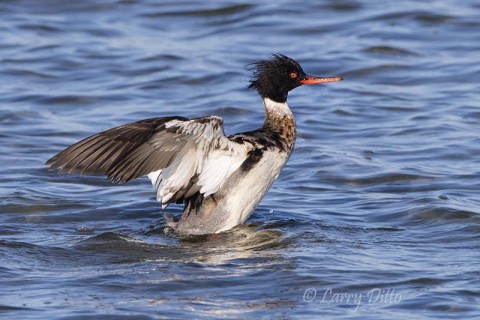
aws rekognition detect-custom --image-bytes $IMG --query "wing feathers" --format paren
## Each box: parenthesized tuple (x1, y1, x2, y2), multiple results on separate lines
(47, 116, 252, 208)
(61, 138, 113, 174)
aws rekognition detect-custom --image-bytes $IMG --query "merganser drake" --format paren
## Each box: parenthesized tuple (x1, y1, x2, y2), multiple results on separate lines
(46, 54, 342, 235)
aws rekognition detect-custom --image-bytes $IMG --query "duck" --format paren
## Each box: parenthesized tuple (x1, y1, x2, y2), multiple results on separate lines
(46, 54, 342, 235)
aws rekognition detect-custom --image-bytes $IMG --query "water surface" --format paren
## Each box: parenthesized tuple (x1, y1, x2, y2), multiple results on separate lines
(1, 0, 480, 319)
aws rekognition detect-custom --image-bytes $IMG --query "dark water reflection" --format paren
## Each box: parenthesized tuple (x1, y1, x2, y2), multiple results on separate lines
(1, 0, 480, 319)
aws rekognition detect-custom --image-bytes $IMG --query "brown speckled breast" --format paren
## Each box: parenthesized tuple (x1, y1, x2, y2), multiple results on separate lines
(263, 109, 296, 152)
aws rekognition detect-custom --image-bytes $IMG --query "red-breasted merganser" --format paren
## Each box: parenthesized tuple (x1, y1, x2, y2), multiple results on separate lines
(46, 54, 342, 235)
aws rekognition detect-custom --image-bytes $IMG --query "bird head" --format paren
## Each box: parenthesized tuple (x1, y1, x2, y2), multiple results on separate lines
(248, 54, 342, 103)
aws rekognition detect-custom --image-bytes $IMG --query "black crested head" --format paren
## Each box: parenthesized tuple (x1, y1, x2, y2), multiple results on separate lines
(248, 54, 305, 103)
(247, 54, 343, 103)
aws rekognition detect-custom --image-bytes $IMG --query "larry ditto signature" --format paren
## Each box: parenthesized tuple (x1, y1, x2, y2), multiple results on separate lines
(303, 287, 402, 312)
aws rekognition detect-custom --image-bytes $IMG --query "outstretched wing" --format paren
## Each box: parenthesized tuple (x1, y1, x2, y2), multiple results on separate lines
(46, 116, 253, 208)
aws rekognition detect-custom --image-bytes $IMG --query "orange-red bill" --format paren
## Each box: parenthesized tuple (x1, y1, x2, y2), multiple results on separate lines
(300, 75, 343, 85)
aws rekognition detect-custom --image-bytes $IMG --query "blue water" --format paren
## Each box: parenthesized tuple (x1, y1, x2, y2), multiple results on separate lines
(1, 0, 480, 319)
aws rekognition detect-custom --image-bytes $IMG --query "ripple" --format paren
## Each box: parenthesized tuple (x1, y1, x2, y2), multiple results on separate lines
(363, 45, 418, 56)
(211, 106, 252, 116)
(18, 23, 63, 33)
(4, 68, 56, 79)
(324, 0, 363, 12)
(408, 207, 480, 224)
(0, 304, 32, 312)
(414, 13, 456, 24)
(142, 4, 254, 18)
(322, 172, 434, 187)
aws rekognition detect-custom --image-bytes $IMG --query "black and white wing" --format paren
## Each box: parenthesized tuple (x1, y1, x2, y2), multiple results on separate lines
(46, 116, 253, 208)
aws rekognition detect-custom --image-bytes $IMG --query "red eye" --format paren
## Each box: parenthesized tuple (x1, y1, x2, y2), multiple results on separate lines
(289, 72, 298, 79)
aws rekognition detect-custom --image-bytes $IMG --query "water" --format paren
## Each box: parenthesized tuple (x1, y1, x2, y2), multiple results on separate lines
(1, 0, 479, 319)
